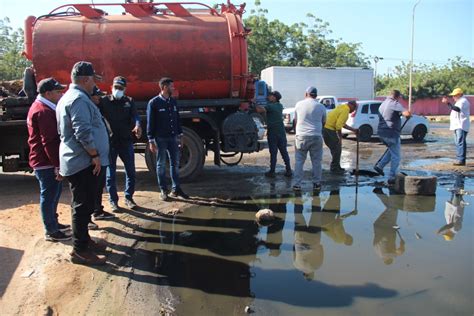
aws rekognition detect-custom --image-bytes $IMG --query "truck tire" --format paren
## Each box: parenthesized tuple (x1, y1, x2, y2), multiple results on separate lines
(412, 124, 427, 142)
(358, 125, 372, 142)
(144, 127, 205, 181)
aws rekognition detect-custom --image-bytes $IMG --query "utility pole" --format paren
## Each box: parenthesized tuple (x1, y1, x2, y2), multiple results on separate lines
(374, 56, 383, 99)
(408, 0, 421, 112)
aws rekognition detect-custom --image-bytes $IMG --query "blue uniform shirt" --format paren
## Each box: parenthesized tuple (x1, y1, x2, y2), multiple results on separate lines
(146, 94, 183, 142)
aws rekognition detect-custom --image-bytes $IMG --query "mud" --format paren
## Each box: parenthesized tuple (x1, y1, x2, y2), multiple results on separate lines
(0, 123, 472, 315)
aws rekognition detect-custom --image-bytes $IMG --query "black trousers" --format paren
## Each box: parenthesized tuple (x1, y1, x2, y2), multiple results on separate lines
(66, 166, 99, 252)
(93, 168, 106, 215)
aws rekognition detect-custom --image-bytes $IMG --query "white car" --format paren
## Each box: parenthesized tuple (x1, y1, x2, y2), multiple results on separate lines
(341, 100, 429, 142)
(282, 96, 337, 132)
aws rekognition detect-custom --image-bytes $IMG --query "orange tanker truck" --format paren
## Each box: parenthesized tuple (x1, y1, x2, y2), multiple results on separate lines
(0, 1, 268, 180)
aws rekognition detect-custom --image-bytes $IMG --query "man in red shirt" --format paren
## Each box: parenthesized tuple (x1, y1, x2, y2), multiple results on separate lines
(27, 78, 71, 241)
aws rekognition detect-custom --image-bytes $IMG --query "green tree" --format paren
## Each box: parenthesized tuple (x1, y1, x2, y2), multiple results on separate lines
(377, 58, 474, 100)
(0, 17, 31, 80)
(244, 2, 369, 74)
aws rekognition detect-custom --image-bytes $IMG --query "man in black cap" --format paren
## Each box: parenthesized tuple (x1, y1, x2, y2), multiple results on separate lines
(89, 86, 115, 224)
(256, 90, 292, 177)
(146, 77, 188, 201)
(27, 77, 72, 242)
(56, 61, 109, 265)
(99, 76, 141, 212)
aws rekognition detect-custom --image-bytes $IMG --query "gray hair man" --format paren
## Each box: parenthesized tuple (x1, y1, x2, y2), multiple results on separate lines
(56, 61, 109, 265)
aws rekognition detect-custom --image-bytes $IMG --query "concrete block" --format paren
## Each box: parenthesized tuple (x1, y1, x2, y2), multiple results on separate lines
(394, 174, 437, 195)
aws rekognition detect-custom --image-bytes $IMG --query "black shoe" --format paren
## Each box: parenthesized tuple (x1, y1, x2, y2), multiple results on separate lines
(93, 211, 115, 221)
(292, 185, 302, 192)
(265, 171, 276, 178)
(170, 188, 189, 199)
(160, 190, 169, 201)
(313, 183, 322, 191)
(374, 165, 385, 176)
(453, 161, 465, 166)
(125, 198, 137, 209)
(45, 230, 72, 242)
(330, 167, 345, 174)
(387, 178, 396, 185)
(88, 221, 99, 230)
(58, 223, 71, 233)
(284, 169, 293, 177)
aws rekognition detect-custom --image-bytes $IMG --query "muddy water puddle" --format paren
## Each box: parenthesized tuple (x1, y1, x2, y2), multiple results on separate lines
(137, 175, 472, 315)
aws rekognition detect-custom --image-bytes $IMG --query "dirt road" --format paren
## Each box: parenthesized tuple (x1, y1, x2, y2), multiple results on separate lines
(0, 123, 472, 315)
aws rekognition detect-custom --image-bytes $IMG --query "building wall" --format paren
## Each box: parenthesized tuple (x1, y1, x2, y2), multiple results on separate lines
(375, 96, 474, 116)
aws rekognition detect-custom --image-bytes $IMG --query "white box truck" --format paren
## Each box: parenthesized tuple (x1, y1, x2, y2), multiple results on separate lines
(260, 66, 374, 109)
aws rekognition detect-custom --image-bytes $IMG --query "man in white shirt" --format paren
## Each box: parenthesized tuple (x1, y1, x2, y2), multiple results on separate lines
(442, 88, 471, 166)
(292, 86, 327, 191)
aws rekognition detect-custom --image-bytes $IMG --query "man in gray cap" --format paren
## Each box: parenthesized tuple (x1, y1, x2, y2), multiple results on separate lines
(56, 61, 109, 265)
(292, 86, 326, 192)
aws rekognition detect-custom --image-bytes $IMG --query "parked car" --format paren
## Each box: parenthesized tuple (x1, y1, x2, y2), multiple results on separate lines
(282, 95, 338, 133)
(341, 100, 429, 142)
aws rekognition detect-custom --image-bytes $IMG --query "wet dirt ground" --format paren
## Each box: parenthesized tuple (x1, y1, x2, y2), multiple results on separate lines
(0, 123, 472, 315)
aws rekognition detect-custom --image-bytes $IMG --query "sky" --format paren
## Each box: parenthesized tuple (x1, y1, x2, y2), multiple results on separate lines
(1, 0, 472, 75)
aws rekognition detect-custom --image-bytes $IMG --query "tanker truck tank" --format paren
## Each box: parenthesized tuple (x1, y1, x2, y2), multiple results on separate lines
(11, 1, 268, 180)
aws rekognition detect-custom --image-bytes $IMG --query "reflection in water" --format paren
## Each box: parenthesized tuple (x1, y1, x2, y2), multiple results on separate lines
(438, 175, 466, 241)
(138, 181, 472, 314)
(372, 188, 406, 265)
(293, 194, 323, 281)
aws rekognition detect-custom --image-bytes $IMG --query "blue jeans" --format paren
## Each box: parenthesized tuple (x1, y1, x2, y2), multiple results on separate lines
(268, 132, 291, 172)
(293, 135, 323, 186)
(376, 136, 401, 179)
(35, 168, 62, 234)
(106, 143, 136, 203)
(454, 129, 467, 163)
(156, 136, 180, 191)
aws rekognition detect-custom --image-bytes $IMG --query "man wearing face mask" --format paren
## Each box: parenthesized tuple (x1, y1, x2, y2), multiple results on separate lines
(99, 76, 141, 212)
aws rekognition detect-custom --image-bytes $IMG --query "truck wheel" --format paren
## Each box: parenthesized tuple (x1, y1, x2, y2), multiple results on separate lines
(412, 124, 427, 142)
(358, 125, 372, 142)
(144, 127, 205, 181)
(180, 127, 205, 181)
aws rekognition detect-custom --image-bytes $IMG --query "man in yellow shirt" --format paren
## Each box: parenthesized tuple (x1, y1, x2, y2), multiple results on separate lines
(322, 100, 358, 172)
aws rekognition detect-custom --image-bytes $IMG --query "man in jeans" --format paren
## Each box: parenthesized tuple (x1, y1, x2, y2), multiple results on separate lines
(27, 77, 71, 241)
(442, 88, 470, 166)
(292, 86, 327, 192)
(374, 90, 411, 184)
(99, 76, 142, 212)
(57, 61, 109, 265)
(147, 77, 188, 201)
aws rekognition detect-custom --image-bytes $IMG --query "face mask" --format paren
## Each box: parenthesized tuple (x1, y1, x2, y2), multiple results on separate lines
(112, 89, 124, 99)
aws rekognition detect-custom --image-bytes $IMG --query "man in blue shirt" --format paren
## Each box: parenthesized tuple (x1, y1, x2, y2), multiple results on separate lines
(147, 77, 188, 201)
(374, 90, 411, 184)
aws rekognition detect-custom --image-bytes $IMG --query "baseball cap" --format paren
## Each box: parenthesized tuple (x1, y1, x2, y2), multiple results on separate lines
(71, 61, 102, 80)
(37, 77, 66, 94)
(113, 76, 127, 87)
(91, 86, 105, 96)
(306, 86, 318, 96)
(347, 100, 357, 107)
(269, 90, 282, 101)
(449, 88, 463, 96)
